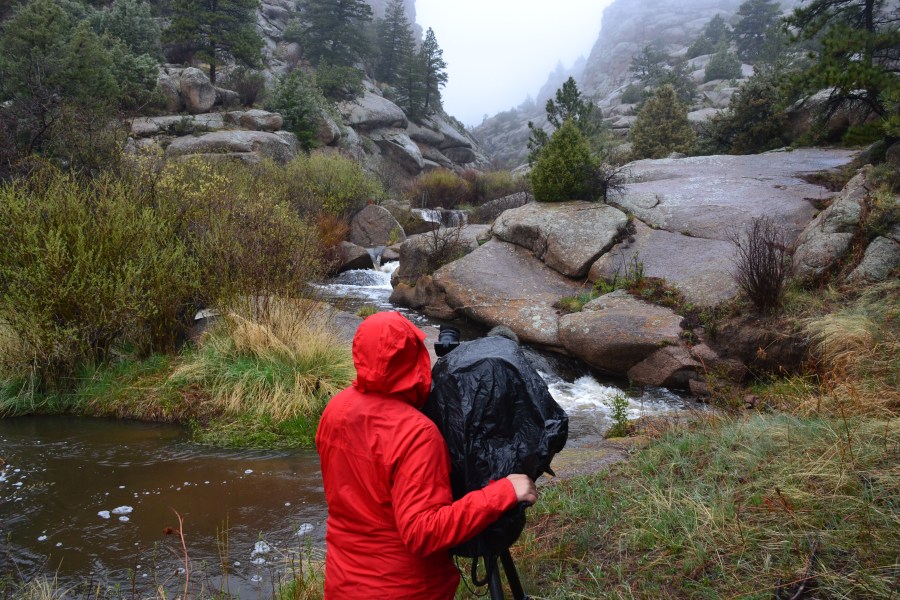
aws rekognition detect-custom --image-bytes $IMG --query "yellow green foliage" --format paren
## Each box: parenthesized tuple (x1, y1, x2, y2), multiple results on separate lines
(405, 169, 473, 209)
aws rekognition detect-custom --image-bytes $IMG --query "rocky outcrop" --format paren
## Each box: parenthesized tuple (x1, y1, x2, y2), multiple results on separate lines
(793, 167, 871, 280)
(493, 201, 629, 278)
(234, 109, 284, 132)
(613, 149, 857, 241)
(339, 91, 408, 130)
(165, 130, 298, 164)
(392, 225, 489, 286)
(349, 205, 407, 248)
(179, 67, 218, 114)
(369, 129, 424, 174)
(589, 220, 737, 307)
(330, 242, 374, 273)
(558, 290, 683, 374)
(627, 346, 701, 388)
(433, 240, 583, 348)
(847, 235, 900, 283)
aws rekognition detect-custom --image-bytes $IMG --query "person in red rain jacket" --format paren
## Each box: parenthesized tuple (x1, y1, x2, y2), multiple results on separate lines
(316, 311, 538, 599)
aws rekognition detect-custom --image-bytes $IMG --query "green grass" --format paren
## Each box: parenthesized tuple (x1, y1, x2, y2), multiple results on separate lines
(501, 414, 900, 599)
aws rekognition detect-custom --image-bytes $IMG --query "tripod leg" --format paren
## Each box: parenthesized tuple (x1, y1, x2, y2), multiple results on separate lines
(499, 549, 530, 600)
(487, 554, 505, 600)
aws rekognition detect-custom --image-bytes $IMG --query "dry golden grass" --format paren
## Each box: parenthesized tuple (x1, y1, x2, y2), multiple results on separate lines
(795, 281, 900, 418)
(172, 298, 354, 423)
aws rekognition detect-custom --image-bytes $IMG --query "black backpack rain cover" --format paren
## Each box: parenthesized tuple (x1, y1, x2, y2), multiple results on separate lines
(422, 336, 568, 557)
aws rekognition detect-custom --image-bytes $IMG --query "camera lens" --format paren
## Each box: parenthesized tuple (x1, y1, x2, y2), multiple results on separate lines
(434, 326, 461, 357)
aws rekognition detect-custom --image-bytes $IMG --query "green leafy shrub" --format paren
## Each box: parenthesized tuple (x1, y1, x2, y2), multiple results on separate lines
(620, 84, 645, 105)
(530, 119, 595, 202)
(630, 85, 696, 160)
(704, 44, 743, 82)
(276, 153, 384, 217)
(0, 159, 329, 391)
(266, 71, 329, 150)
(315, 62, 365, 100)
(405, 169, 473, 209)
(0, 166, 197, 388)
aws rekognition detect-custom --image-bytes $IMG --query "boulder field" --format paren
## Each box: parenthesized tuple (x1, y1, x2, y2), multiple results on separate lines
(390, 148, 870, 389)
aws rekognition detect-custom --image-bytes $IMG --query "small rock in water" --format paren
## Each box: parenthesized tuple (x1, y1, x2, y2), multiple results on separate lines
(119, 516, 130, 522)
(244, 469, 253, 475)
(284, 502, 291, 507)
(37, 535, 47, 542)
(250, 575, 262, 583)
(297, 523, 314, 537)
(111, 506, 133, 515)
(251, 557, 266, 565)
(98, 511, 111, 520)
(233, 561, 241, 567)
(56, 542, 62, 547)
(118, 485, 125, 489)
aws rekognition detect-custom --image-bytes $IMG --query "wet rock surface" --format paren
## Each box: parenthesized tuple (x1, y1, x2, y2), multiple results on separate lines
(558, 290, 684, 375)
(349, 205, 407, 248)
(613, 149, 857, 241)
(433, 240, 583, 348)
(493, 201, 629, 278)
(589, 220, 737, 307)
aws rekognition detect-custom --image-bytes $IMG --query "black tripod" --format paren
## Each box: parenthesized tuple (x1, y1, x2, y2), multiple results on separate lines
(471, 549, 531, 600)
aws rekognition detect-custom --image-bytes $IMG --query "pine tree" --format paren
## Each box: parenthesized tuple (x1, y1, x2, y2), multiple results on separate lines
(290, 0, 373, 68)
(393, 49, 427, 117)
(786, 0, 899, 117)
(527, 77, 601, 164)
(686, 14, 731, 58)
(419, 27, 448, 114)
(91, 0, 162, 58)
(630, 85, 697, 160)
(704, 43, 743, 82)
(164, 0, 262, 85)
(732, 0, 782, 62)
(374, 0, 415, 85)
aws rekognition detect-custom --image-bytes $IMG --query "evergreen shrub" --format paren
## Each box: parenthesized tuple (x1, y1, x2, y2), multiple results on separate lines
(704, 45, 743, 82)
(630, 85, 697, 160)
(530, 119, 595, 202)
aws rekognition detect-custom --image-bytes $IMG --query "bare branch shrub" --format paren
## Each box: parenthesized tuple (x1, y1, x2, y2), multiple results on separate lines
(424, 224, 469, 274)
(728, 216, 792, 314)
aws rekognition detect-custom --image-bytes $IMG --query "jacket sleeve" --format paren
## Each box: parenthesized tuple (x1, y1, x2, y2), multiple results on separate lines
(390, 424, 519, 557)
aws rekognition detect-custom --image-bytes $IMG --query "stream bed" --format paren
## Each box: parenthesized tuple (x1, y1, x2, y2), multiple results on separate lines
(1, 261, 699, 596)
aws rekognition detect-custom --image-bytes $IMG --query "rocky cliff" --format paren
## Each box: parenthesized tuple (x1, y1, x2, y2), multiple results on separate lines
(473, 0, 800, 168)
(139, 0, 483, 178)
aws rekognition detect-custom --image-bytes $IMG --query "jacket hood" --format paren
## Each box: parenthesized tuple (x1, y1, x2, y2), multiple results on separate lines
(352, 312, 432, 407)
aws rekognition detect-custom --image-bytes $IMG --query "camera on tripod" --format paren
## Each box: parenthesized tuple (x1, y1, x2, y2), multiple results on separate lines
(423, 325, 568, 600)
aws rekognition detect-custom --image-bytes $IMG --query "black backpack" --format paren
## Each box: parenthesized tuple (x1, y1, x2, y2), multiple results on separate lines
(423, 335, 568, 557)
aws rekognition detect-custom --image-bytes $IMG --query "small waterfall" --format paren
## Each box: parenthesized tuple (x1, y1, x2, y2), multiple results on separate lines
(366, 246, 386, 268)
(411, 208, 469, 228)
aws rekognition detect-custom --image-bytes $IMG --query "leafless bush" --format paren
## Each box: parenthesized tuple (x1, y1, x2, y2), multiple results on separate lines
(728, 216, 792, 315)
(424, 224, 469, 274)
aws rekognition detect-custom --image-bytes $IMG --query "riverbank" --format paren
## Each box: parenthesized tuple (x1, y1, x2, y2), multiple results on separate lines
(0, 301, 355, 449)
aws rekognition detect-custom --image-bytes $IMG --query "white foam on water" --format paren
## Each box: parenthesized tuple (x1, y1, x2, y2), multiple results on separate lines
(244, 469, 253, 475)
(118, 516, 129, 522)
(97, 511, 111, 520)
(250, 557, 266, 566)
(297, 523, 314, 537)
(252, 541, 271, 555)
(111, 506, 133, 515)
(37, 536, 47, 542)
(544, 374, 686, 419)
(250, 575, 262, 583)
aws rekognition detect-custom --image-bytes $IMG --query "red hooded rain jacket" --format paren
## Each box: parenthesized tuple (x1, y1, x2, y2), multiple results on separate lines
(316, 312, 518, 599)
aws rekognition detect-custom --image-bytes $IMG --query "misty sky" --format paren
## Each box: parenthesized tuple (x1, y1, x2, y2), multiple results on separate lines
(415, 0, 615, 126)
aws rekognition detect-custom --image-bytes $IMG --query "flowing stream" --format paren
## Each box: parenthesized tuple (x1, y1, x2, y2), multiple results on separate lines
(1, 259, 695, 596)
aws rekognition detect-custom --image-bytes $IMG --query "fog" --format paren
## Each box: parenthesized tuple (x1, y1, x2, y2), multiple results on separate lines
(415, 0, 615, 126)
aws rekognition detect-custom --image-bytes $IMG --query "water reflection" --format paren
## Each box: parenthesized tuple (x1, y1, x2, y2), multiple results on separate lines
(0, 417, 325, 597)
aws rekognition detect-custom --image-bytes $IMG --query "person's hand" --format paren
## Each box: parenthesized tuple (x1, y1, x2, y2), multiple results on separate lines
(506, 474, 537, 506)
